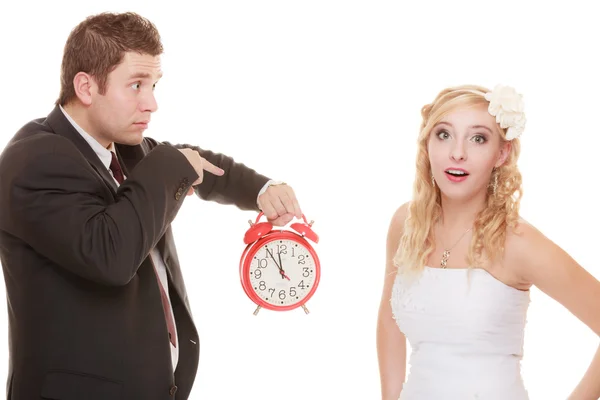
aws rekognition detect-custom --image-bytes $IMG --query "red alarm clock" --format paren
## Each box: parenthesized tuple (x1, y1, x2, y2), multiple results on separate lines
(239, 212, 320, 315)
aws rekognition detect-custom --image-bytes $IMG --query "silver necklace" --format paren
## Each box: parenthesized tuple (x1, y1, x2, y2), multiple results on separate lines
(440, 226, 472, 269)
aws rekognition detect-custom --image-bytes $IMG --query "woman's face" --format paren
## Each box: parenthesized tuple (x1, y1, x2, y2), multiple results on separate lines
(427, 105, 511, 201)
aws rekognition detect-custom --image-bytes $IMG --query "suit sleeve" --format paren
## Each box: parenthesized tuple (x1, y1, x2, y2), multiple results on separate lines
(146, 138, 271, 212)
(2, 137, 199, 286)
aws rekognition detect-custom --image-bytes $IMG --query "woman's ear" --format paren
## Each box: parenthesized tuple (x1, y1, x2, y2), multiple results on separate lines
(495, 141, 512, 168)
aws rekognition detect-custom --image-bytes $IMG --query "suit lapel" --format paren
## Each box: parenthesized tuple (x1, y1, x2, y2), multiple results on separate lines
(46, 106, 119, 194)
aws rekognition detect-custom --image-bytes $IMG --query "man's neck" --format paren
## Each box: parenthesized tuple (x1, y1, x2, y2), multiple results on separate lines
(62, 102, 111, 149)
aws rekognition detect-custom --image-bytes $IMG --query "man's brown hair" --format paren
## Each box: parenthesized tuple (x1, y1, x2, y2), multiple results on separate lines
(56, 12, 163, 106)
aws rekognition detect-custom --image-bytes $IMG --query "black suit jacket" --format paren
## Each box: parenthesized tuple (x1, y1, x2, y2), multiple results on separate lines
(0, 106, 270, 399)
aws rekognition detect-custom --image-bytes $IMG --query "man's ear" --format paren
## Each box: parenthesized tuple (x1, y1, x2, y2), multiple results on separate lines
(72, 72, 94, 106)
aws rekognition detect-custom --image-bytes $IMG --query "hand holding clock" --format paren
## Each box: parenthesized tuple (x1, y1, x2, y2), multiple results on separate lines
(258, 183, 302, 227)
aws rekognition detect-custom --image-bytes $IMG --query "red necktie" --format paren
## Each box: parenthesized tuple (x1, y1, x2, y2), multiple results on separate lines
(109, 152, 125, 185)
(109, 152, 177, 348)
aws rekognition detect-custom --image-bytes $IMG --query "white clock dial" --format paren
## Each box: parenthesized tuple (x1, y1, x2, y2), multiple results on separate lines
(248, 239, 317, 307)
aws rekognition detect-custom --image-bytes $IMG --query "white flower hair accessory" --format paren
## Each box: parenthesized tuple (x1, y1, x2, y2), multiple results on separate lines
(484, 84, 526, 140)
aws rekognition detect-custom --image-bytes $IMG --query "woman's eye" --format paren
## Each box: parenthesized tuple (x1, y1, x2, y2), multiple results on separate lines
(437, 130, 450, 140)
(472, 135, 487, 144)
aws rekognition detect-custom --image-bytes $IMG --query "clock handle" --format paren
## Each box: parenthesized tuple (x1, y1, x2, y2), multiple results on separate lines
(253, 212, 313, 226)
(251, 212, 319, 243)
(251, 212, 266, 225)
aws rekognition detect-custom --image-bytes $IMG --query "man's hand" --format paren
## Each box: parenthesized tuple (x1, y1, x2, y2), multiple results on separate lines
(178, 148, 224, 186)
(258, 184, 302, 226)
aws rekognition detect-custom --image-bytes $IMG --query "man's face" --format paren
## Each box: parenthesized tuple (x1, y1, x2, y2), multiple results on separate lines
(89, 51, 162, 147)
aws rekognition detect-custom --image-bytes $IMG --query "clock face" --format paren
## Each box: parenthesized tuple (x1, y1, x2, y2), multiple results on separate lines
(248, 238, 317, 307)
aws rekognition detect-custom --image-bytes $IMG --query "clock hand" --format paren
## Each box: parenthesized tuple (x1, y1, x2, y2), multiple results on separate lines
(266, 248, 283, 276)
(278, 251, 290, 281)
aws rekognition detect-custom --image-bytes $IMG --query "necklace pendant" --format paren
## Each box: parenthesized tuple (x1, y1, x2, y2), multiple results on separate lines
(441, 249, 450, 269)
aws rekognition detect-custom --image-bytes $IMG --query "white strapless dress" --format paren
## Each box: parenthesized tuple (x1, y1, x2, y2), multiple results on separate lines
(390, 266, 530, 400)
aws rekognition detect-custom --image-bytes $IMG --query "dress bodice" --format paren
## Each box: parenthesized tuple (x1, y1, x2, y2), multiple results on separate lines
(390, 266, 530, 399)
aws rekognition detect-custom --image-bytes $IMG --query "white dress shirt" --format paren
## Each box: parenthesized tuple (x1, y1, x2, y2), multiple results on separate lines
(59, 105, 277, 372)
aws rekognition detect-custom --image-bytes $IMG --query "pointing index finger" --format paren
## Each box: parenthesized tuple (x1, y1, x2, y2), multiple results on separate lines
(202, 159, 224, 176)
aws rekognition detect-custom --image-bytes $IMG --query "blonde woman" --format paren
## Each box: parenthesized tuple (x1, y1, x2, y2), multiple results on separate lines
(376, 85, 600, 399)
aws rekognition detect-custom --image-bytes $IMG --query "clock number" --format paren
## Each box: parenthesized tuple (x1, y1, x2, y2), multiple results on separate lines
(258, 259, 268, 268)
(298, 280, 306, 289)
(277, 244, 287, 255)
(268, 288, 275, 298)
(254, 269, 262, 279)
(259, 281, 266, 291)
(298, 255, 306, 264)
(291, 247, 295, 257)
(290, 287, 297, 297)
(279, 290, 286, 300)
(302, 267, 310, 277)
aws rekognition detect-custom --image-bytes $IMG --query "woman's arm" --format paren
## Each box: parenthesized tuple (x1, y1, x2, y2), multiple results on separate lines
(377, 202, 409, 400)
(515, 222, 600, 399)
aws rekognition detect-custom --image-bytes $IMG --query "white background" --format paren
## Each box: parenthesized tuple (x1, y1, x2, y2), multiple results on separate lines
(1, 1, 599, 399)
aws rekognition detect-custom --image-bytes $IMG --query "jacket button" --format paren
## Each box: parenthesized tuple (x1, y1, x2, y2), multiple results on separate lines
(170, 385, 178, 396)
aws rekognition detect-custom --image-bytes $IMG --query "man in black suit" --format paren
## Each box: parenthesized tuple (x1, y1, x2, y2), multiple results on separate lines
(0, 12, 302, 399)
